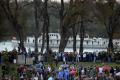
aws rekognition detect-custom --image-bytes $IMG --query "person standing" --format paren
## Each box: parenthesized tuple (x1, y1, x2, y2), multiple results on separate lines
(33, 74, 38, 80)
(54, 53, 58, 66)
(110, 67, 115, 78)
(28, 48, 32, 57)
(63, 53, 66, 64)
(83, 53, 86, 62)
(76, 52, 80, 62)
(64, 68, 70, 80)
(48, 74, 54, 80)
(93, 53, 96, 62)
(38, 54, 44, 63)
(57, 68, 64, 80)
(78, 66, 82, 80)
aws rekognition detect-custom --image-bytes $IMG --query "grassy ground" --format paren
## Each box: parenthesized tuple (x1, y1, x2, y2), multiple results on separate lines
(0, 63, 18, 78)
(71, 62, 120, 67)
(44, 62, 120, 68)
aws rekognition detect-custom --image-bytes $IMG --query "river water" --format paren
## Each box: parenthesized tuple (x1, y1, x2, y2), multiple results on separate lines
(0, 41, 107, 52)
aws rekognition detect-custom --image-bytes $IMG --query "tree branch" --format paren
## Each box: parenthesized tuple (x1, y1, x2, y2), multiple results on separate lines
(15, 0, 18, 18)
(48, 4, 60, 11)
(68, 19, 93, 28)
(18, 2, 33, 10)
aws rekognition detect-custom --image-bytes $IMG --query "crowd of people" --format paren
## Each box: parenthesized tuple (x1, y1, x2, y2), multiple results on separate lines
(0, 48, 120, 64)
(0, 50, 17, 64)
(1, 62, 120, 80)
(53, 51, 120, 63)
(15, 62, 120, 80)
(0, 49, 120, 80)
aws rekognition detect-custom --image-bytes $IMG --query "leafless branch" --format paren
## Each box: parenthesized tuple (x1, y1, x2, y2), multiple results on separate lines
(68, 19, 93, 28)
(15, 0, 18, 18)
(18, 2, 33, 10)
(48, 4, 59, 10)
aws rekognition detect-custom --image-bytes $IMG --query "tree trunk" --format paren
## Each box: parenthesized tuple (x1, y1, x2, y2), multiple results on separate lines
(17, 29, 26, 53)
(9, 18, 26, 54)
(59, 0, 65, 52)
(41, 32, 45, 53)
(18, 34, 26, 53)
(46, 17, 49, 52)
(43, 0, 49, 52)
(108, 34, 114, 52)
(59, 33, 70, 52)
(79, 20, 85, 54)
(72, 27, 77, 52)
(34, 0, 39, 54)
(11, 18, 26, 53)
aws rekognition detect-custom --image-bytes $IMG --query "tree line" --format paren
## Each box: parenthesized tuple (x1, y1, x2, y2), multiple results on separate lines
(0, 0, 120, 55)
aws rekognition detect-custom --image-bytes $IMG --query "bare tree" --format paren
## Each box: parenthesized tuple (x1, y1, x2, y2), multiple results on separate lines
(41, 27, 45, 53)
(34, 0, 39, 54)
(0, 0, 26, 53)
(71, 0, 91, 54)
(93, 0, 120, 52)
(34, 0, 42, 54)
(42, 0, 50, 52)
(79, 16, 85, 54)
(72, 26, 77, 52)
(69, 0, 77, 52)
(59, 0, 78, 52)
(49, 0, 91, 53)
(59, 0, 67, 52)
(49, 0, 77, 52)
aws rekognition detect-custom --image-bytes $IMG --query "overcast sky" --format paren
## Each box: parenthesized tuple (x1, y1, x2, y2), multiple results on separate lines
(52, 0, 120, 3)
(51, 0, 69, 2)
(19, 0, 120, 3)
(49, 0, 120, 3)
(52, 0, 120, 2)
